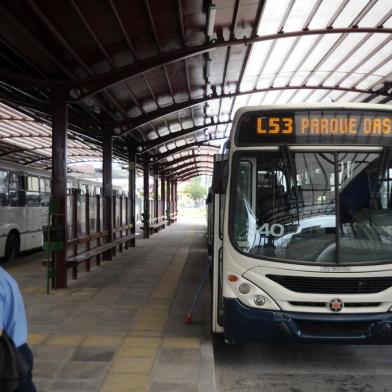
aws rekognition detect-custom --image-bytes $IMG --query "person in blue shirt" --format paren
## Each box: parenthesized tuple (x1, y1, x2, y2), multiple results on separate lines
(0, 266, 36, 392)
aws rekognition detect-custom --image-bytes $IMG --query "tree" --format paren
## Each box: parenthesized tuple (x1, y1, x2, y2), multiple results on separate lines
(183, 177, 207, 205)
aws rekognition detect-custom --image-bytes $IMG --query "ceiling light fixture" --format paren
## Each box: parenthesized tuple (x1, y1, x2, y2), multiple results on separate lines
(205, 58, 212, 80)
(207, 3, 216, 38)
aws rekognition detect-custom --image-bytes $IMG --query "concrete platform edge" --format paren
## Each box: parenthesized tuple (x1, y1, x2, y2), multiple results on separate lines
(200, 339, 217, 392)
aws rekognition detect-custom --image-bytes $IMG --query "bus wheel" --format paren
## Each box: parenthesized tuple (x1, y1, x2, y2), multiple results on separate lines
(5, 233, 19, 263)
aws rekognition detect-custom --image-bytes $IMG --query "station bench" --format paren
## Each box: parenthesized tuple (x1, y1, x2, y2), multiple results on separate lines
(149, 217, 166, 234)
(114, 232, 140, 246)
(66, 227, 140, 279)
(112, 224, 140, 252)
(140, 216, 166, 235)
(67, 241, 117, 279)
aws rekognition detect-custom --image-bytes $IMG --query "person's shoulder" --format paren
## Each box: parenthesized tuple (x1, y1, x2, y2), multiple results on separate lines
(0, 267, 17, 291)
(0, 266, 15, 281)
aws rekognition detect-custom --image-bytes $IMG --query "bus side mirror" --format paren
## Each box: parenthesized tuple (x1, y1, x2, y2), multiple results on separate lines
(211, 160, 228, 194)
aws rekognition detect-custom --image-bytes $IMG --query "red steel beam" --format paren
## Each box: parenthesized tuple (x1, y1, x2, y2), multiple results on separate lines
(163, 160, 214, 173)
(153, 141, 221, 164)
(173, 167, 213, 179)
(140, 121, 231, 153)
(111, 84, 392, 135)
(2, 27, 391, 107)
(177, 169, 213, 182)
(157, 154, 215, 170)
(170, 163, 214, 176)
(66, 27, 392, 100)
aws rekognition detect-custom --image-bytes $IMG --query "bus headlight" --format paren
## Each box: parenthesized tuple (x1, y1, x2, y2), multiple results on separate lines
(254, 295, 266, 307)
(239, 282, 251, 294)
(226, 273, 280, 310)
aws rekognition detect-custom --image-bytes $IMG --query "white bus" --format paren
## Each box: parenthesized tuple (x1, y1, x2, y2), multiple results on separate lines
(0, 161, 124, 262)
(209, 103, 392, 344)
(0, 161, 51, 262)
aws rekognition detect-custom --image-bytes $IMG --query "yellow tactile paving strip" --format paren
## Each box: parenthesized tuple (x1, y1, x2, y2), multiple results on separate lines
(98, 231, 197, 392)
(28, 333, 48, 345)
(21, 287, 100, 297)
(116, 347, 157, 358)
(46, 334, 85, 346)
(25, 232, 198, 392)
(100, 373, 149, 392)
(82, 336, 123, 347)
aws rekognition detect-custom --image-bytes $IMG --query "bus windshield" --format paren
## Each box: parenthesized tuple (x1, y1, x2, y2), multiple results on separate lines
(230, 148, 392, 264)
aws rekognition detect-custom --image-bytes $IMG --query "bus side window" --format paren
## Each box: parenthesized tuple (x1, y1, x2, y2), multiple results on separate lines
(40, 178, 51, 206)
(9, 173, 26, 207)
(27, 176, 40, 207)
(0, 170, 9, 206)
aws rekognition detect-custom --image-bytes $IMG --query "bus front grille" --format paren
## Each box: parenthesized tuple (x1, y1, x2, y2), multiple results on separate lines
(288, 301, 381, 308)
(266, 275, 392, 294)
(296, 320, 372, 337)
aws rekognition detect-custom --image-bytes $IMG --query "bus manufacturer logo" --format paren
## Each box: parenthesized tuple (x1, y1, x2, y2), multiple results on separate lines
(328, 298, 344, 312)
(320, 266, 351, 272)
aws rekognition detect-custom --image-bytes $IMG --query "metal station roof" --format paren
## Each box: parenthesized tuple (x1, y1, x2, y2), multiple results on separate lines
(1, 0, 392, 181)
(0, 102, 105, 169)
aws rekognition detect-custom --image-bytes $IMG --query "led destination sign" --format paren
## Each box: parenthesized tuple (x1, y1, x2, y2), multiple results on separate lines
(256, 115, 391, 136)
(237, 110, 392, 145)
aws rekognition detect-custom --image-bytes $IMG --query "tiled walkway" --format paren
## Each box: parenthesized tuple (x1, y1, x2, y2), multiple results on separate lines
(5, 220, 215, 392)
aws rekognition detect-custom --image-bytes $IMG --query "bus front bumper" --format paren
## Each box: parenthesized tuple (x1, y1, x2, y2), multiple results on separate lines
(224, 298, 392, 344)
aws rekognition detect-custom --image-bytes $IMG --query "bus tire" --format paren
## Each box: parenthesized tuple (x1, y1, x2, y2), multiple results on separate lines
(5, 232, 19, 263)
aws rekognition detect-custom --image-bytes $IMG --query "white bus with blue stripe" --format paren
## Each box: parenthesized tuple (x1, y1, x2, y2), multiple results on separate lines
(210, 103, 392, 344)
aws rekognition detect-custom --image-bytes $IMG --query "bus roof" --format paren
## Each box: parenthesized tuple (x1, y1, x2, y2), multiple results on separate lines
(232, 102, 392, 125)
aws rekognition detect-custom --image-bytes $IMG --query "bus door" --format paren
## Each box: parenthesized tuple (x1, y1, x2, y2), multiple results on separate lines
(26, 175, 42, 249)
(8, 172, 27, 250)
(211, 190, 225, 333)
(211, 155, 228, 334)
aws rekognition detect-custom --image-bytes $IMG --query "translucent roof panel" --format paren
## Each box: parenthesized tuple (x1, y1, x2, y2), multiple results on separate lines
(358, 0, 392, 26)
(231, 96, 250, 119)
(333, 0, 369, 27)
(258, 0, 292, 35)
(272, 35, 320, 86)
(241, 41, 272, 85)
(307, 0, 344, 29)
(258, 37, 297, 88)
(283, 0, 319, 31)
(0, 103, 103, 169)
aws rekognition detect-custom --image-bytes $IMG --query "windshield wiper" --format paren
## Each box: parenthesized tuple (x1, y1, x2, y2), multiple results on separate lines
(282, 146, 300, 225)
(369, 147, 390, 226)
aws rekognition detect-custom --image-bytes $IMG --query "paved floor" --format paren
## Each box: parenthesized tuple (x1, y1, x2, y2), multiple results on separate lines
(5, 219, 215, 392)
(213, 339, 392, 392)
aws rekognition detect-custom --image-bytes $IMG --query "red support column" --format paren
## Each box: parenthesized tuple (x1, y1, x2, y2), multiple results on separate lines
(171, 180, 175, 220)
(119, 195, 123, 253)
(143, 160, 150, 238)
(160, 173, 165, 227)
(103, 131, 113, 260)
(112, 193, 116, 257)
(173, 180, 178, 218)
(166, 178, 171, 226)
(85, 192, 90, 271)
(128, 146, 136, 247)
(154, 171, 159, 225)
(71, 189, 78, 259)
(96, 194, 101, 265)
(52, 87, 68, 288)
